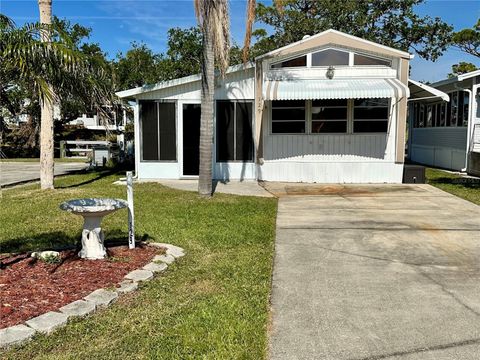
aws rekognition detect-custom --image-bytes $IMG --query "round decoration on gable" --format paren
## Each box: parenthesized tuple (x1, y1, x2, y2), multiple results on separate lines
(326, 66, 335, 80)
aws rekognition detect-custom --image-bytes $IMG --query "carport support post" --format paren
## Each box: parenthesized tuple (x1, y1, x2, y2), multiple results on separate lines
(127, 171, 135, 249)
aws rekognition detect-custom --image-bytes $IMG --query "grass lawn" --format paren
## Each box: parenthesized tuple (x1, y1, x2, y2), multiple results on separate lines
(0, 158, 88, 163)
(0, 171, 278, 359)
(426, 167, 480, 205)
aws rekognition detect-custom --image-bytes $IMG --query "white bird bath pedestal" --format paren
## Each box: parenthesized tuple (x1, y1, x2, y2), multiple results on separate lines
(60, 198, 128, 260)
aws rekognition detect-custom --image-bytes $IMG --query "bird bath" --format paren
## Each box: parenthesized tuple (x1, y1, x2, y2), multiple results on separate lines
(60, 198, 128, 260)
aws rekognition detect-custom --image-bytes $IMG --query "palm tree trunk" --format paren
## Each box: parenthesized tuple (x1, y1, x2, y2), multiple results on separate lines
(38, 0, 55, 189)
(198, 14, 215, 197)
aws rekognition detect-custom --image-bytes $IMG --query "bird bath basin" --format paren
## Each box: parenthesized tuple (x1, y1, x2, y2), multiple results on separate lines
(60, 198, 128, 260)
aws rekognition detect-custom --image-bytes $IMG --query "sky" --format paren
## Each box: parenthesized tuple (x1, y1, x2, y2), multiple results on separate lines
(1, 0, 479, 82)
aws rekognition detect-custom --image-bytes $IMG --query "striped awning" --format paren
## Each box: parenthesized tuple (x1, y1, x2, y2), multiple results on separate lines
(263, 78, 409, 101)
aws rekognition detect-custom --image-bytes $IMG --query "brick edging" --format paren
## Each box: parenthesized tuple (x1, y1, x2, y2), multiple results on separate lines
(0, 243, 185, 349)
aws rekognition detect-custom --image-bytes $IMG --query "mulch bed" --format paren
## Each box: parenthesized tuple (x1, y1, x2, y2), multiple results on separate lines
(0, 244, 162, 329)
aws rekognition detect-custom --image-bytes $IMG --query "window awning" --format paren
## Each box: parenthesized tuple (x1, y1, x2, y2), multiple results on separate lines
(263, 78, 409, 101)
(408, 79, 450, 102)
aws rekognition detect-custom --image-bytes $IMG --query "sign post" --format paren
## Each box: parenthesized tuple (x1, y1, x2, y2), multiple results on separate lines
(127, 171, 135, 249)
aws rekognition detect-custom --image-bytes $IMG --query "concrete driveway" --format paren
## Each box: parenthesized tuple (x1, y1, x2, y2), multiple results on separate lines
(0, 162, 87, 187)
(266, 183, 480, 360)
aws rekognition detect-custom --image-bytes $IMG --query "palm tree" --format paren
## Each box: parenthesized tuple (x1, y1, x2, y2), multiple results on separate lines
(1, 14, 114, 188)
(38, 0, 54, 189)
(194, 0, 257, 197)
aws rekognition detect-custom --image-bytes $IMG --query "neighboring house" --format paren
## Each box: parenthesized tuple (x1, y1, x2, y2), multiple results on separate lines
(3, 103, 61, 126)
(116, 29, 443, 183)
(408, 70, 480, 176)
(67, 111, 126, 131)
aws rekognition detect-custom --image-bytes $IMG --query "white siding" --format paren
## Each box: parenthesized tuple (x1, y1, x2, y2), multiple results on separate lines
(258, 162, 403, 183)
(264, 134, 390, 161)
(259, 99, 400, 183)
(138, 162, 180, 179)
(136, 68, 254, 101)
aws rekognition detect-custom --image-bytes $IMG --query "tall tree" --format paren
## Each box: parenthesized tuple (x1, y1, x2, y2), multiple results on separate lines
(452, 18, 480, 58)
(38, 0, 54, 189)
(114, 42, 161, 90)
(194, 0, 258, 196)
(255, 0, 453, 61)
(1, 14, 115, 170)
(194, 0, 230, 197)
(448, 62, 478, 78)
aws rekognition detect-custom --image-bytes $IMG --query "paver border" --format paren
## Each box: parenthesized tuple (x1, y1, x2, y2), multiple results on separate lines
(0, 242, 185, 349)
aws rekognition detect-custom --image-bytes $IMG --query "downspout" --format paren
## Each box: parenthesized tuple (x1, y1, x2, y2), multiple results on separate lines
(133, 98, 140, 179)
(455, 85, 473, 172)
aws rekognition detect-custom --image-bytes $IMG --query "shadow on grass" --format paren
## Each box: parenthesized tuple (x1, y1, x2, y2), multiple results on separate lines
(1, 229, 154, 255)
(55, 169, 115, 189)
(428, 177, 480, 189)
(0, 231, 80, 255)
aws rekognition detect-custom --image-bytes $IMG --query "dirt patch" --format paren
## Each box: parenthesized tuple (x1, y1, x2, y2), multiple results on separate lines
(264, 183, 423, 197)
(0, 245, 164, 329)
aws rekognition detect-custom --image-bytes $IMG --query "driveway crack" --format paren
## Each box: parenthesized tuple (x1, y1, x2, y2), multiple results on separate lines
(349, 337, 480, 360)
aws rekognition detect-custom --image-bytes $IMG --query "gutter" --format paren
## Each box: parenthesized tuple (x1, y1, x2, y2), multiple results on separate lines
(455, 85, 473, 172)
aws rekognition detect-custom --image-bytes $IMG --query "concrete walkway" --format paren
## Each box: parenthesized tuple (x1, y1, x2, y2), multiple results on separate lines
(137, 179, 274, 197)
(0, 162, 88, 187)
(269, 184, 480, 359)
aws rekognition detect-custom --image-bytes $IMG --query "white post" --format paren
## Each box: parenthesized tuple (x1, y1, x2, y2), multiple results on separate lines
(127, 171, 135, 249)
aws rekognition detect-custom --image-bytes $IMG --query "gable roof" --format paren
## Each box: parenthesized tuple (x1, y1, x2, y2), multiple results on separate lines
(116, 63, 254, 99)
(256, 29, 413, 61)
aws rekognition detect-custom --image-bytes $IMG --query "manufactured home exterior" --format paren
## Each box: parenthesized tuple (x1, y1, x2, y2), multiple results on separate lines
(408, 70, 480, 176)
(117, 29, 417, 183)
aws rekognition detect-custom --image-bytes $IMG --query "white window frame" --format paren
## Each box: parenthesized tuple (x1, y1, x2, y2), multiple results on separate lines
(269, 47, 392, 69)
(352, 98, 390, 134)
(271, 100, 307, 134)
(270, 98, 391, 135)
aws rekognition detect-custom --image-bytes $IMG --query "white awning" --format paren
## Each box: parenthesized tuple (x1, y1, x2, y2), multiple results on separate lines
(408, 79, 450, 102)
(262, 78, 409, 101)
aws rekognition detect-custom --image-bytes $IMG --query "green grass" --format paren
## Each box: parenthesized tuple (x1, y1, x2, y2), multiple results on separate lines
(426, 167, 480, 205)
(0, 171, 278, 359)
(0, 158, 88, 163)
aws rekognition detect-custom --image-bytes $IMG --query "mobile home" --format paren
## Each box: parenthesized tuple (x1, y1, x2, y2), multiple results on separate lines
(117, 29, 426, 183)
(408, 70, 480, 176)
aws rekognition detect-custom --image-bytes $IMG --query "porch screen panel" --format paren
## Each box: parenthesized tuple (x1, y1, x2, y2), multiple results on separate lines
(235, 102, 253, 161)
(216, 101, 235, 161)
(158, 102, 176, 160)
(140, 101, 159, 160)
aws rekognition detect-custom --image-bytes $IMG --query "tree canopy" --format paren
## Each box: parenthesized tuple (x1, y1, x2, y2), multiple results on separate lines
(448, 62, 478, 78)
(452, 18, 480, 58)
(253, 0, 453, 61)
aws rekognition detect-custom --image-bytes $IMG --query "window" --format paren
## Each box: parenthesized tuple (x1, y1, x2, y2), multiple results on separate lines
(216, 101, 253, 161)
(419, 104, 425, 128)
(311, 99, 347, 133)
(271, 55, 306, 69)
(271, 100, 306, 133)
(426, 105, 433, 127)
(413, 103, 420, 128)
(439, 103, 446, 127)
(451, 92, 458, 126)
(461, 91, 469, 127)
(353, 98, 389, 133)
(311, 49, 349, 67)
(354, 54, 391, 66)
(140, 101, 176, 161)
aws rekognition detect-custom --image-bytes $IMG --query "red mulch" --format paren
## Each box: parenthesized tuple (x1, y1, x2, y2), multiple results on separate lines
(0, 245, 162, 329)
